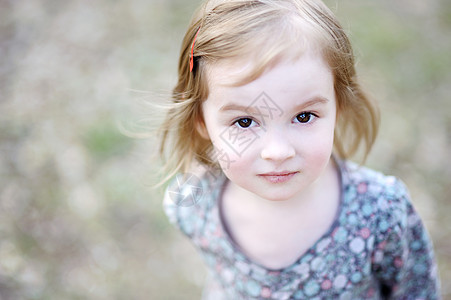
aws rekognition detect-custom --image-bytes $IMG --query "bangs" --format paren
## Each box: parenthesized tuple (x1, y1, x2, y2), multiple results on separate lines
(196, 1, 327, 87)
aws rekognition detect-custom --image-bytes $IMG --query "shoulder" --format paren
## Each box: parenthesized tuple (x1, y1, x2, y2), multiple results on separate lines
(162, 169, 226, 237)
(340, 160, 413, 232)
(341, 162, 440, 294)
(341, 160, 410, 204)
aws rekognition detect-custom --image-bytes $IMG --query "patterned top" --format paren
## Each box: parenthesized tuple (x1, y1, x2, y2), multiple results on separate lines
(163, 160, 440, 299)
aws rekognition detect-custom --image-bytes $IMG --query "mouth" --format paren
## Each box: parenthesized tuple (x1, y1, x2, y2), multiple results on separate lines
(258, 171, 299, 183)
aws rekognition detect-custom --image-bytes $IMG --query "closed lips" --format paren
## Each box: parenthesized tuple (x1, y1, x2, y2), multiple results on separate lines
(259, 171, 298, 176)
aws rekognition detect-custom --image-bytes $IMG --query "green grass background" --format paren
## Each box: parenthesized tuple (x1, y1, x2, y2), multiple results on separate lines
(1, 0, 450, 299)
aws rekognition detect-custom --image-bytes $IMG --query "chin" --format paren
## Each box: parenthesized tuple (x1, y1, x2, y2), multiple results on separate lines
(253, 189, 299, 202)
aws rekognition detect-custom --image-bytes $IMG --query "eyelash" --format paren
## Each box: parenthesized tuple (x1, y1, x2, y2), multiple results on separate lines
(232, 112, 318, 129)
(294, 112, 317, 124)
(233, 117, 256, 129)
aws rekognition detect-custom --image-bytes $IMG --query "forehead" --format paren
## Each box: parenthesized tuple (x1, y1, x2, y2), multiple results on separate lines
(205, 49, 334, 102)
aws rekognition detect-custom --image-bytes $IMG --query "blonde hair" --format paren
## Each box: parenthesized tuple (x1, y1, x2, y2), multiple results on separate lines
(159, 0, 379, 181)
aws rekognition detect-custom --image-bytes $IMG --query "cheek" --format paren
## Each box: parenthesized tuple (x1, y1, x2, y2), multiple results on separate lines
(302, 124, 336, 161)
(209, 125, 260, 167)
(209, 133, 259, 181)
(213, 142, 253, 174)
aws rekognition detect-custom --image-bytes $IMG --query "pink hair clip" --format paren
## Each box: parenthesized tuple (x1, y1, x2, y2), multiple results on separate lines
(190, 27, 201, 72)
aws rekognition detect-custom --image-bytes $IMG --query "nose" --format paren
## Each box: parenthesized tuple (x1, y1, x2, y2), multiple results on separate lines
(260, 128, 295, 161)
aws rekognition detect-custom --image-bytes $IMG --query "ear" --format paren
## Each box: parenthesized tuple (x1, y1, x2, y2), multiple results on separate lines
(195, 117, 210, 140)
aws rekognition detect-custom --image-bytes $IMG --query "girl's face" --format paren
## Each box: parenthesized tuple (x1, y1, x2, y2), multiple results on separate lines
(200, 50, 337, 201)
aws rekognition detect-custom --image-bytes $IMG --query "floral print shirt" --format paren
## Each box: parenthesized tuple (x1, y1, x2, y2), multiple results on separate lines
(163, 160, 440, 299)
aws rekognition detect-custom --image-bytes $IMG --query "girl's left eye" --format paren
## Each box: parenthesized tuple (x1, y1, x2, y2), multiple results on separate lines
(295, 112, 316, 124)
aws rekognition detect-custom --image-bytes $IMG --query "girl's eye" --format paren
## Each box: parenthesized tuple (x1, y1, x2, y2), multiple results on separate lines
(234, 118, 255, 128)
(295, 112, 315, 124)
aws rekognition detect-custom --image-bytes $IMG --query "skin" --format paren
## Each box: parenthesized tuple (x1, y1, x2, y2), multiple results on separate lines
(198, 50, 341, 269)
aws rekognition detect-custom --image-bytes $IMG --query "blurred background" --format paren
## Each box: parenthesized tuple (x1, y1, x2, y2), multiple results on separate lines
(0, 0, 450, 299)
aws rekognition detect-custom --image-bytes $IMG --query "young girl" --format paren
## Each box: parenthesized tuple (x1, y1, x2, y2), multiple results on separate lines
(160, 0, 440, 298)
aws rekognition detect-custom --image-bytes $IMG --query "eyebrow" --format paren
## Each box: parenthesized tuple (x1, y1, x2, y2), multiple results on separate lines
(219, 96, 330, 114)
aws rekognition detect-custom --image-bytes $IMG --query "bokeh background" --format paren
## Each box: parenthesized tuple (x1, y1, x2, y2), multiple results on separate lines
(1, 0, 450, 299)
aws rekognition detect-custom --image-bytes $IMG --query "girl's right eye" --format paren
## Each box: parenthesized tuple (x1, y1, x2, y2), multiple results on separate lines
(234, 118, 256, 129)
